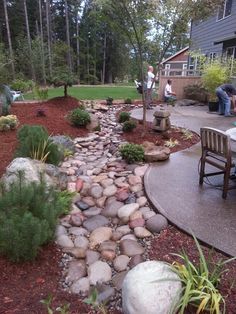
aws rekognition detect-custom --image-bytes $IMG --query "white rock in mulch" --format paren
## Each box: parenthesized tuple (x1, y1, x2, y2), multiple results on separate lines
(89, 227, 113, 249)
(113, 255, 130, 272)
(146, 214, 168, 233)
(120, 239, 145, 257)
(70, 277, 90, 296)
(66, 260, 87, 284)
(118, 204, 139, 222)
(134, 165, 148, 177)
(56, 234, 74, 248)
(134, 227, 152, 238)
(88, 261, 112, 285)
(103, 184, 117, 197)
(74, 236, 89, 250)
(122, 261, 182, 314)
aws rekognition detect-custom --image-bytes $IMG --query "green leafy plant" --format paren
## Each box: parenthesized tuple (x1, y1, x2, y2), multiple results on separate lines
(106, 97, 113, 106)
(124, 98, 132, 104)
(118, 111, 130, 123)
(67, 108, 91, 127)
(15, 125, 62, 165)
(57, 190, 75, 215)
(40, 294, 70, 314)
(0, 172, 65, 262)
(11, 79, 34, 92)
(0, 115, 19, 131)
(202, 60, 230, 102)
(164, 139, 179, 148)
(122, 120, 137, 132)
(84, 288, 108, 314)
(33, 85, 48, 101)
(120, 143, 144, 163)
(181, 129, 194, 141)
(171, 234, 236, 314)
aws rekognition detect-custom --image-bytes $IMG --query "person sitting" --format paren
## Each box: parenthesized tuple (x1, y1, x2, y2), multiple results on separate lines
(164, 79, 176, 103)
(216, 83, 236, 117)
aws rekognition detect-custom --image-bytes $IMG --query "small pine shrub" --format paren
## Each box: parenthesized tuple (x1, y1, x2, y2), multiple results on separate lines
(118, 111, 130, 123)
(122, 120, 137, 132)
(124, 98, 132, 104)
(106, 97, 113, 106)
(120, 143, 144, 164)
(0, 172, 65, 262)
(68, 108, 91, 127)
(0, 115, 19, 131)
(15, 125, 62, 165)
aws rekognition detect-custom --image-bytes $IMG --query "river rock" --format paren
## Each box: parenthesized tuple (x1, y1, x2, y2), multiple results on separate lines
(68, 227, 88, 236)
(89, 185, 103, 199)
(56, 234, 74, 248)
(128, 175, 142, 186)
(89, 227, 113, 249)
(118, 203, 139, 222)
(112, 271, 128, 291)
(122, 261, 182, 314)
(146, 214, 168, 233)
(83, 215, 109, 232)
(102, 201, 123, 218)
(134, 165, 148, 177)
(134, 227, 152, 238)
(70, 277, 90, 296)
(129, 255, 144, 268)
(86, 250, 100, 265)
(129, 218, 145, 229)
(66, 260, 87, 284)
(88, 261, 112, 285)
(136, 196, 147, 207)
(83, 206, 101, 217)
(113, 255, 130, 272)
(74, 236, 89, 250)
(120, 239, 145, 257)
(103, 184, 117, 197)
(116, 225, 131, 236)
(63, 247, 86, 259)
(100, 178, 114, 188)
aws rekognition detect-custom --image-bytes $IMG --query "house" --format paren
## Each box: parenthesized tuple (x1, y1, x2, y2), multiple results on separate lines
(161, 47, 189, 76)
(190, 0, 236, 70)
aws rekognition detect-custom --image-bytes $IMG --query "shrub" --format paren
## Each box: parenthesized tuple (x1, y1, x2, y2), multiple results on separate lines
(106, 97, 113, 106)
(11, 79, 34, 92)
(0, 115, 19, 131)
(124, 98, 132, 104)
(122, 120, 137, 132)
(184, 84, 208, 103)
(120, 143, 144, 163)
(15, 125, 62, 165)
(33, 85, 48, 101)
(0, 84, 13, 116)
(118, 111, 130, 123)
(0, 172, 65, 262)
(171, 234, 235, 314)
(68, 108, 91, 127)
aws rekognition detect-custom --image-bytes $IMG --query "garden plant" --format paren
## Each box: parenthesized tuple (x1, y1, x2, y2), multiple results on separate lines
(67, 108, 91, 127)
(120, 143, 144, 163)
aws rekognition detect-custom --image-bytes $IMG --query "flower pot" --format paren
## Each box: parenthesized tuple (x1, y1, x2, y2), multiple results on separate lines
(208, 101, 219, 112)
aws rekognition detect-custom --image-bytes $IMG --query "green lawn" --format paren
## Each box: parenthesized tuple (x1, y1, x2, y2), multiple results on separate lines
(25, 85, 142, 101)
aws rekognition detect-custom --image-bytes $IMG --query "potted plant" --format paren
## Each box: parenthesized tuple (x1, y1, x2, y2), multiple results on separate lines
(201, 61, 230, 112)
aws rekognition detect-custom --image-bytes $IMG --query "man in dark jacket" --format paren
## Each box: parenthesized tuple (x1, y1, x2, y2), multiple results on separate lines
(216, 83, 236, 117)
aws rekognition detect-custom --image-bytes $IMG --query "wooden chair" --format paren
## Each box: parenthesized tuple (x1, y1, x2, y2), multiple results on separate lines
(199, 127, 236, 199)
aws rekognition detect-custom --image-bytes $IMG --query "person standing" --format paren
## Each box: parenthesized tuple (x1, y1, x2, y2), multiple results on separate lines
(216, 83, 236, 117)
(146, 65, 157, 109)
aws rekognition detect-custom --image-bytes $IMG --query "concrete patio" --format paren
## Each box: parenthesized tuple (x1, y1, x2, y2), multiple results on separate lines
(131, 105, 236, 256)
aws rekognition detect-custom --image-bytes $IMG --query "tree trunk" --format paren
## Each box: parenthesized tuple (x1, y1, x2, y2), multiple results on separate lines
(87, 38, 90, 83)
(102, 33, 106, 84)
(76, 13, 80, 83)
(23, 0, 36, 81)
(65, 0, 72, 72)
(38, 0, 46, 85)
(46, 0, 52, 77)
(64, 84, 68, 97)
(3, 0, 15, 79)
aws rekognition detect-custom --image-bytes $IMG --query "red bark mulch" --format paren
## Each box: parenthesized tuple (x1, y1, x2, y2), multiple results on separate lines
(0, 98, 235, 313)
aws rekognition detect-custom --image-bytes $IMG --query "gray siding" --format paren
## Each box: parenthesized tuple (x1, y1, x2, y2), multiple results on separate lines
(190, 0, 236, 56)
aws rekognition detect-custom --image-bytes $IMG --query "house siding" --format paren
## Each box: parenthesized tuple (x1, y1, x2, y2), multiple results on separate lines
(190, 0, 236, 56)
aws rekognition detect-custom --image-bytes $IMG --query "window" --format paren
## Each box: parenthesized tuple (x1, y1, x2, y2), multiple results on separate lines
(209, 52, 217, 61)
(226, 46, 236, 58)
(217, 0, 232, 20)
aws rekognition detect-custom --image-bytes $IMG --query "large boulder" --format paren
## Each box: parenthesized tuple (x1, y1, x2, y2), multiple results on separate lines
(142, 142, 170, 162)
(122, 261, 182, 314)
(1, 157, 67, 189)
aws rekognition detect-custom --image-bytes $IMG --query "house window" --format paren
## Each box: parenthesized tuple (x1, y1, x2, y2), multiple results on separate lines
(209, 52, 217, 61)
(217, 0, 232, 20)
(226, 46, 236, 58)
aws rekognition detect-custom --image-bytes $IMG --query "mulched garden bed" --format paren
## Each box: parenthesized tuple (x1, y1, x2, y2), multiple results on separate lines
(0, 98, 235, 313)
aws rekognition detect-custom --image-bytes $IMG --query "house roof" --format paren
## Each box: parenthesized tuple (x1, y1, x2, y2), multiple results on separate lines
(161, 46, 189, 64)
